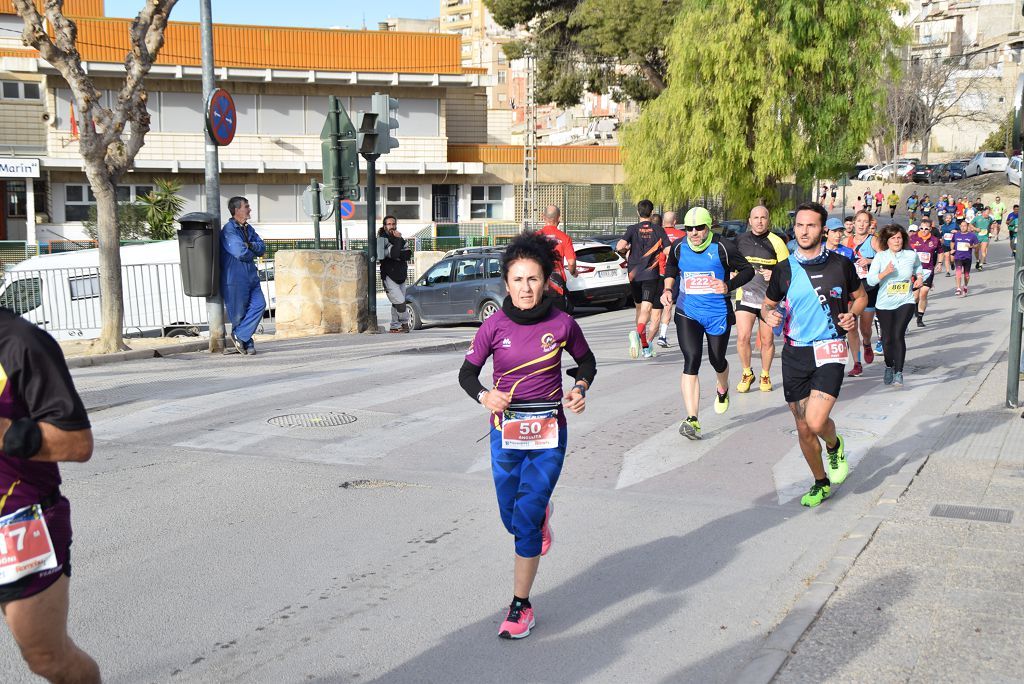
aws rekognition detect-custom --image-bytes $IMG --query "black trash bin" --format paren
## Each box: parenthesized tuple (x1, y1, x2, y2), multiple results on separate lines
(177, 212, 219, 297)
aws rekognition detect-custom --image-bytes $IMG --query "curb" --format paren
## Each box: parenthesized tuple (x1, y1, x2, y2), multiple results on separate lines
(733, 343, 1010, 684)
(65, 341, 209, 368)
(65, 336, 469, 369)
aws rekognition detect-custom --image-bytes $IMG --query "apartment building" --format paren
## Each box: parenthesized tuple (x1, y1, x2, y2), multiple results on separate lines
(0, 4, 623, 244)
(901, 0, 1024, 155)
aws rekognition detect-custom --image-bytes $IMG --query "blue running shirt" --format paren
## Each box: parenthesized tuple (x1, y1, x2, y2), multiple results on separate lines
(665, 235, 754, 336)
(765, 252, 862, 346)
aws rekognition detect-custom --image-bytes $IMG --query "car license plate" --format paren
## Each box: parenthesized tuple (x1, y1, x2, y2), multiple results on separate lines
(598, 269, 617, 279)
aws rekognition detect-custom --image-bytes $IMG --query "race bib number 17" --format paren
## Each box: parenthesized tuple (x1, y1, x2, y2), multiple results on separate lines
(0, 504, 57, 586)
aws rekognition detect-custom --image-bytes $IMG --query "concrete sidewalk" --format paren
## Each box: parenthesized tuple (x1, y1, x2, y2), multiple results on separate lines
(775, 353, 1024, 682)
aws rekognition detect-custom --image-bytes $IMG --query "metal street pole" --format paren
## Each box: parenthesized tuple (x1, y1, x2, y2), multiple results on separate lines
(329, 96, 344, 250)
(310, 178, 321, 249)
(364, 153, 380, 330)
(1011, 222, 1024, 407)
(1007, 70, 1024, 408)
(200, 0, 224, 352)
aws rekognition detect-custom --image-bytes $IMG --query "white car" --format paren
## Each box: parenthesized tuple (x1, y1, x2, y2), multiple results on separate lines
(870, 162, 914, 181)
(566, 240, 630, 309)
(1007, 155, 1021, 187)
(857, 164, 885, 181)
(965, 151, 1009, 177)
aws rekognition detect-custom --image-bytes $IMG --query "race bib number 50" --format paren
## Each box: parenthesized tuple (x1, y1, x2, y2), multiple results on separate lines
(812, 339, 849, 367)
(683, 271, 716, 295)
(502, 410, 559, 450)
(0, 504, 57, 586)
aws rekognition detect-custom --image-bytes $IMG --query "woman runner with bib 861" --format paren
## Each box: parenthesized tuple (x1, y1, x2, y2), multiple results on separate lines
(458, 232, 596, 640)
(867, 224, 925, 387)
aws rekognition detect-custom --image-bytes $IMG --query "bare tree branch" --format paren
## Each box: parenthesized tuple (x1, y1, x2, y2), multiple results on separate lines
(11, 0, 179, 353)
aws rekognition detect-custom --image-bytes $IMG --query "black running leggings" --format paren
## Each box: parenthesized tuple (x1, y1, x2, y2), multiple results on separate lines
(876, 303, 915, 373)
(675, 310, 730, 375)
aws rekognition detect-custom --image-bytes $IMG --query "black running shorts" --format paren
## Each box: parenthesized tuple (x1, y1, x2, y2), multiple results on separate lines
(631, 278, 664, 310)
(781, 344, 845, 404)
(734, 302, 765, 321)
(862, 281, 879, 311)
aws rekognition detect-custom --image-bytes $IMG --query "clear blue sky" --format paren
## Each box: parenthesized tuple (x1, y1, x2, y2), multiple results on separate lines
(103, 1, 439, 31)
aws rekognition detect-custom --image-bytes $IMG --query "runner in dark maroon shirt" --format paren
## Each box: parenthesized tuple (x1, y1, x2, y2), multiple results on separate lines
(0, 308, 100, 683)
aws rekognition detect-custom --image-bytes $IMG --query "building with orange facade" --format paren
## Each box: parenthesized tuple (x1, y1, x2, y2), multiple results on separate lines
(0, 2, 623, 245)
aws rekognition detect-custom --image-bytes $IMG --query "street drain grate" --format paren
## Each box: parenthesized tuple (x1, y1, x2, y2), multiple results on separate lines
(339, 480, 425, 490)
(930, 504, 1014, 524)
(268, 412, 358, 428)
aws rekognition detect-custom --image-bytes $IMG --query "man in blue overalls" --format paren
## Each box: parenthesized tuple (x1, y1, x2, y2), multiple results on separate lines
(220, 196, 266, 355)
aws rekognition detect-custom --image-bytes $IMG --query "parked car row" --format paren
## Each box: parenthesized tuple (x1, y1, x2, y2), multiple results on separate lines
(405, 241, 631, 329)
(855, 151, 1010, 184)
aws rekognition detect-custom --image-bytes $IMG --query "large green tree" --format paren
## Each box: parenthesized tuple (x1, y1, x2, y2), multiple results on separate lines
(486, 0, 679, 106)
(622, 0, 907, 212)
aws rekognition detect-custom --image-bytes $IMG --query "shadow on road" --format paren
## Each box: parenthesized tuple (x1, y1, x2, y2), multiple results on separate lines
(367, 492, 799, 683)
(656, 569, 915, 683)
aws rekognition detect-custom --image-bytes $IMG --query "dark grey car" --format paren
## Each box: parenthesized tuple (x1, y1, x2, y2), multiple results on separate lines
(405, 252, 507, 329)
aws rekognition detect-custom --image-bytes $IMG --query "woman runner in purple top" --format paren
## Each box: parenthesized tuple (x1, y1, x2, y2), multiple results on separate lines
(459, 232, 596, 640)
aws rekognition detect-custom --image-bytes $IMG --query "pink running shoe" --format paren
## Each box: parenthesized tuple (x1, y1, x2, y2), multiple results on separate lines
(499, 603, 535, 639)
(541, 502, 554, 556)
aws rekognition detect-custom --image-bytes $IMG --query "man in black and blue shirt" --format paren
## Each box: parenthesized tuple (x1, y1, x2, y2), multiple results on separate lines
(762, 203, 867, 508)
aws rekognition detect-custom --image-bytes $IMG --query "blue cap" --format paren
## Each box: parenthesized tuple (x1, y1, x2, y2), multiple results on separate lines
(824, 217, 844, 231)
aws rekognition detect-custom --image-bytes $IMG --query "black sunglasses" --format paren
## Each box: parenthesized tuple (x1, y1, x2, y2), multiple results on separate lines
(683, 225, 707, 232)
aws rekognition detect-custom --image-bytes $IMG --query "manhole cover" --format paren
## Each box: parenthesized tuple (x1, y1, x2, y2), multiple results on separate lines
(268, 412, 358, 428)
(930, 504, 1014, 524)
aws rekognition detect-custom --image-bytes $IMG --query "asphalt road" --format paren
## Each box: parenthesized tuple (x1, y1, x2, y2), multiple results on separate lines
(0, 226, 1018, 683)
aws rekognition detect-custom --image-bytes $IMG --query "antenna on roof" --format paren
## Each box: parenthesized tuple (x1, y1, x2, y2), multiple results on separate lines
(362, 13, 367, 30)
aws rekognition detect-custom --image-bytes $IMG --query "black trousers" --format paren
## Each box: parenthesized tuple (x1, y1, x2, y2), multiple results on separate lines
(675, 311, 730, 375)
(877, 303, 915, 372)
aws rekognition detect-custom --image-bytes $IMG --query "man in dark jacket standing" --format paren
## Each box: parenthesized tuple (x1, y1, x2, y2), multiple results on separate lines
(378, 215, 413, 332)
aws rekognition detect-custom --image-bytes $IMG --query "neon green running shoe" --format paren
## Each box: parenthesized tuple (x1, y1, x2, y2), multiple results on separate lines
(678, 417, 702, 440)
(801, 482, 832, 508)
(826, 435, 848, 485)
(628, 331, 641, 359)
(714, 389, 729, 415)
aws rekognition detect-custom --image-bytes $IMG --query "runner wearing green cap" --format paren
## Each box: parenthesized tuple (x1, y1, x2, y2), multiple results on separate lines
(661, 207, 753, 439)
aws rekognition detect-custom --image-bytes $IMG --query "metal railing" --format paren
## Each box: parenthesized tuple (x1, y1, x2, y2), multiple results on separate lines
(0, 241, 39, 271)
(1, 256, 424, 338)
(1, 262, 276, 340)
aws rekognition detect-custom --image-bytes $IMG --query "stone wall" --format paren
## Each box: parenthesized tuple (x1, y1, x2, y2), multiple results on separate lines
(413, 251, 445, 281)
(274, 250, 369, 338)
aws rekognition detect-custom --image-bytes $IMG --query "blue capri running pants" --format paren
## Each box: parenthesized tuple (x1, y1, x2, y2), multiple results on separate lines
(489, 427, 567, 558)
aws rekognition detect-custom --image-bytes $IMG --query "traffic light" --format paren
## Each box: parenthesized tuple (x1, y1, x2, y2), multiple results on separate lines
(356, 111, 378, 155)
(371, 93, 399, 155)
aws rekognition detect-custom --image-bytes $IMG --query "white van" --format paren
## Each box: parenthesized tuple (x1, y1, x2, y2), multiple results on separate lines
(0, 241, 275, 341)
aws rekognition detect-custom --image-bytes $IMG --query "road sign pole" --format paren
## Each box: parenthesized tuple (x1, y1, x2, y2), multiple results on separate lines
(329, 96, 344, 251)
(364, 153, 380, 330)
(200, 0, 224, 353)
(310, 179, 321, 249)
(1008, 75, 1024, 408)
